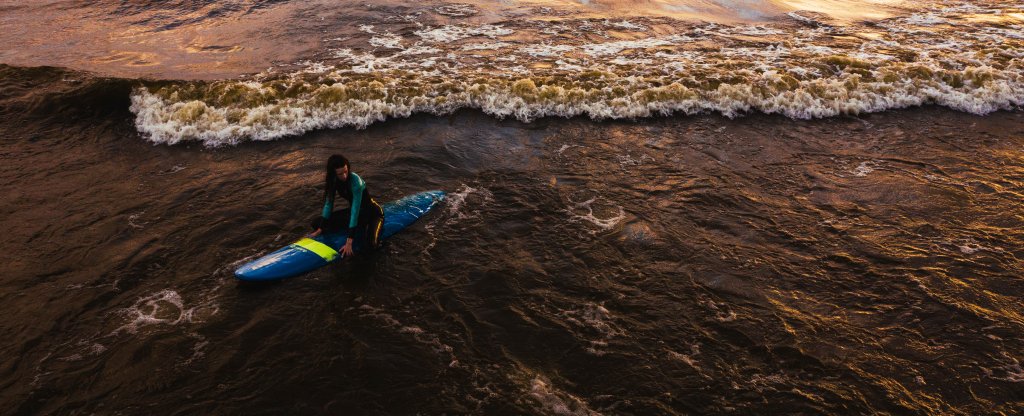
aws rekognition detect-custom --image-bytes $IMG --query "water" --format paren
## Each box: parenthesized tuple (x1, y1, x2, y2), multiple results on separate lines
(2, 1, 1023, 414)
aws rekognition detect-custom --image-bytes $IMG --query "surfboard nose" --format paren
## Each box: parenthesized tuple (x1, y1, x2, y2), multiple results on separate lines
(234, 244, 331, 281)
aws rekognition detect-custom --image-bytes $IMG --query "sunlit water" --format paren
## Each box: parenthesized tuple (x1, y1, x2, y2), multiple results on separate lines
(1, 1, 1023, 414)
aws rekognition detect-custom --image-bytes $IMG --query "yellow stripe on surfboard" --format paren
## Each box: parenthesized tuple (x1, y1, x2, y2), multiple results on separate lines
(292, 238, 339, 261)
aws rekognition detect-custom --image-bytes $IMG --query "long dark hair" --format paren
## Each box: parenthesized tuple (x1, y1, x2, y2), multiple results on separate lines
(324, 154, 350, 198)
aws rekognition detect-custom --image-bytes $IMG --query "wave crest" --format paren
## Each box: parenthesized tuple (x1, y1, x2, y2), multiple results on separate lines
(131, 60, 1023, 146)
(129, 2, 1024, 146)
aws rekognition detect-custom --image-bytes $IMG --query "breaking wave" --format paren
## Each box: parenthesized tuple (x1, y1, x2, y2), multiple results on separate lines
(124, 1, 1023, 146)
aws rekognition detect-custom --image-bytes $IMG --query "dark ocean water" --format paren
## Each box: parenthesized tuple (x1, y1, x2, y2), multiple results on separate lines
(2, 1, 1024, 415)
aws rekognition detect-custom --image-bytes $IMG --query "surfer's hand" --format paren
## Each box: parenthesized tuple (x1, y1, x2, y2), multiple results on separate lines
(340, 238, 354, 257)
(308, 228, 322, 237)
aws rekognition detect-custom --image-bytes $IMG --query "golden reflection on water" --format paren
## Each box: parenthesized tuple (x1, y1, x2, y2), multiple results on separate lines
(0, 1, 314, 79)
(777, 0, 902, 21)
(964, 12, 1024, 25)
(489, 0, 903, 22)
(94, 51, 160, 67)
(0, 0, 1013, 80)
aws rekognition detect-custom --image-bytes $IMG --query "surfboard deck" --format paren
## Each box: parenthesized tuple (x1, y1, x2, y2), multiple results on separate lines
(234, 190, 445, 281)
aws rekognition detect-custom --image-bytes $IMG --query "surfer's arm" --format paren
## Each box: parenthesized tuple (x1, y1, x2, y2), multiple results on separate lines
(309, 190, 333, 237)
(347, 173, 365, 234)
(320, 183, 335, 223)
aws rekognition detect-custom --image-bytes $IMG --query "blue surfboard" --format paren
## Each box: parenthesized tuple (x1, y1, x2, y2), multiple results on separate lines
(234, 190, 445, 281)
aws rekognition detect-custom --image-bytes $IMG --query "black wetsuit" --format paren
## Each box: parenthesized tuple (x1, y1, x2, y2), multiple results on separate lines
(312, 172, 384, 251)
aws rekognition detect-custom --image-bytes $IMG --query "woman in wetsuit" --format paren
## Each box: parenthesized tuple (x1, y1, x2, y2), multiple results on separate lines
(309, 154, 384, 257)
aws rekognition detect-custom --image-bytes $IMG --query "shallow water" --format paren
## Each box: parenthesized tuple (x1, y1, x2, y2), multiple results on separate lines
(2, 1, 1024, 415)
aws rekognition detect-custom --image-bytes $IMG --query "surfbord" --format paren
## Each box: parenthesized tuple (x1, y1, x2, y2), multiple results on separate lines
(234, 190, 445, 281)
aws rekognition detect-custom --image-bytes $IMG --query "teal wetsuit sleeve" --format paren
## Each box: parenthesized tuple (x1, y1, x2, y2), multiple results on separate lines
(348, 173, 365, 233)
(321, 183, 335, 221)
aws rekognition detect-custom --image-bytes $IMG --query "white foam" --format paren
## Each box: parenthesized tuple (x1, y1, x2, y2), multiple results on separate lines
(127, 211, 146, 229)
(652, 51, 700, 61)
(616, 153, 653, 166)
(786, 12, 820, 25)
(959, 244, 980, 254)
(330, 48, 396, 73)
(443, 184, 493, 224)
(462, 42, 513, 51)
(581, 35, 691, 56)
(732, 25, 784, 36)
(31, 353, 53, 388)
(609, 20, 648, 31)
(668, 350, 698, 367)
(399, 326, 425, 335)
(182, 334, 209, 366)
(567, 197, 626, 230)
(561, 303, 623, 355)
(297, 61, 333, 74)
(357, 304, 456, 363)
(369, 33, 404, 49)
(539, 23, 570, 36)
(941, 4, 988, 14)
(133, 62, 1024, 146)
(553, 59, 585, 72)
(850, 51, 895, 62)
(851, 161, 876, 177)
(415, 24, 513, 43)
(700, 297, 738, 322)
(111, 289, 218, 336)
(88, 343, 107, 355)
(904, 14, 948, 26)
(220, 249, 271, 276)
(435, 4, 478, 17)
(986, 352, 1024, 383)
(395, 44, 442, 56)
(128, 2, 1024, 147)
(985, 26, 1024, 41)
(521, 44, 576, 57)
(748, 372, 787, 392)
(954, 238, 993, 255)
(563, 303, 620, 337)
(528, 376, 601, 416)
(796, 45, 836, 54)
(667, 343, 702, 369)
(610, 57, 653, 66)
(356, 304, 402, 326)
(159, 164, 186, 174)
(386, 12, 423, 24)
(57, 342, 107, 362)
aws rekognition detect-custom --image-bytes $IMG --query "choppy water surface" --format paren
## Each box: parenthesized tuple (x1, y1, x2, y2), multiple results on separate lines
(1, 1, 1023, 415)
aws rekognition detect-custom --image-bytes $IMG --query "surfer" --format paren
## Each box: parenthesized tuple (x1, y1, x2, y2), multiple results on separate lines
(309, 154, 384, 257)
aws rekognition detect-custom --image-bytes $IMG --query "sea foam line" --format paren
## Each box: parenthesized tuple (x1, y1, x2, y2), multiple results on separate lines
(131, 63, 1023, 147)
(128, 3, 1024, 147)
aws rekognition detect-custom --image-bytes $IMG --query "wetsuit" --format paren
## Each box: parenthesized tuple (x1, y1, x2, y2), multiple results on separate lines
(312, 172, 384, 251)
